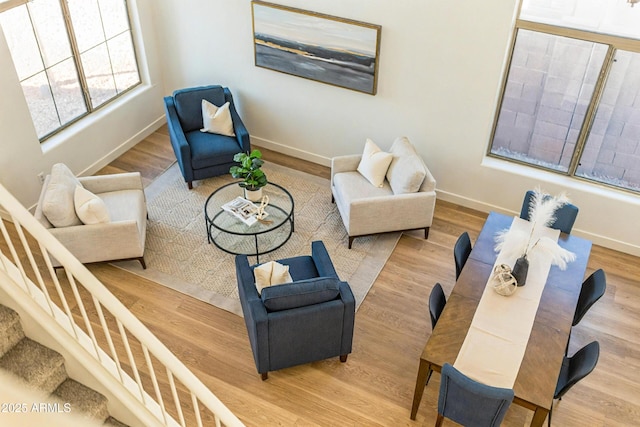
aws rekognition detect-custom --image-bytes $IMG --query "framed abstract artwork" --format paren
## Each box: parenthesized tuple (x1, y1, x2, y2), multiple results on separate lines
(251, 1, 382, 95)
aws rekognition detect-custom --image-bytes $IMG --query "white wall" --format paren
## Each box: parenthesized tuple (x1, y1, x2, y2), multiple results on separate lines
(2, 0, 638, 255)
(0, 0, 165, 209)
(152, 0, 639, 255)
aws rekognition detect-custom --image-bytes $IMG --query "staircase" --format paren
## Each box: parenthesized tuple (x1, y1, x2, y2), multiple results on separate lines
(1, 183, 243, 426)
(0, 304, 126, 426)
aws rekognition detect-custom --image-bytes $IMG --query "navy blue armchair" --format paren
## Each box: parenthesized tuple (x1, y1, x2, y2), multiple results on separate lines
(235, 241, 355, 380)
(163, 85, 250, 189)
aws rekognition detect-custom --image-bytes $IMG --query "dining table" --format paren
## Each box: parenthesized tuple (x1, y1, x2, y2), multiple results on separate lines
(409, 211, 592, 426)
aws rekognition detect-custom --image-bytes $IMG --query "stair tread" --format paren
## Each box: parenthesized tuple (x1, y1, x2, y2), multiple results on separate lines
(0, 304, 20, 326)
(0, 337, 67, 393)
(53, 378, 109, 421)
(0, 305, 24, 357)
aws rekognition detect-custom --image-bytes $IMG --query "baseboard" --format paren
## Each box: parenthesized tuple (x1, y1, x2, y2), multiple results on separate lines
(437, 189, 640, 257)
(79, 115, 166, 177)
(251, 135, 331, 167)
(242, 138, 640, 257)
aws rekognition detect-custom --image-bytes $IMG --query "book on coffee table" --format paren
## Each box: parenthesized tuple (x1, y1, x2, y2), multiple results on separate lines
(221, 196, 268, 226)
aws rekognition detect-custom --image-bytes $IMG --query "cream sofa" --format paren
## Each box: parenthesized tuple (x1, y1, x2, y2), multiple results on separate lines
(34, 168, 147, 268)
(331, 137, 436, 248)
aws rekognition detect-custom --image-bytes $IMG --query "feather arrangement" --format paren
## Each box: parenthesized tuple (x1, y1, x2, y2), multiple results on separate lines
(527, 189, 570, 228)
(494, 188, 576, 270)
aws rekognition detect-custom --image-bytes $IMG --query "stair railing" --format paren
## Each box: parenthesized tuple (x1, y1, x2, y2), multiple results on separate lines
(0, 183, 244, 427)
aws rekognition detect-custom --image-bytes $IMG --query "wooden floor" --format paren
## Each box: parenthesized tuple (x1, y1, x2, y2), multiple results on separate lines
(88, 125, 640, 426)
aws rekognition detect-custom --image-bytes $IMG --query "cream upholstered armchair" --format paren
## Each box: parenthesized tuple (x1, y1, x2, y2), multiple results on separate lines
(331, 137, 436, 248)
(34, 164, 147, 268)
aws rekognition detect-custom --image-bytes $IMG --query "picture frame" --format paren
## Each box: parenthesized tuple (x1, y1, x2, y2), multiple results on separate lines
(251, 1, 382, 95)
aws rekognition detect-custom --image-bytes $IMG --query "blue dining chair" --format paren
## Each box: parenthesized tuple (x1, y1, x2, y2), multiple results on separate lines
(519, 190, 579, 234)
(436, 363, 514, 427)
(454, 232, 472, 280)
(566, 269, 606, 355)
(573, 269, 606, 326)
(429, 282, 446, 331)
(549, 341, 600, 426)
(425, 283, 447, 387)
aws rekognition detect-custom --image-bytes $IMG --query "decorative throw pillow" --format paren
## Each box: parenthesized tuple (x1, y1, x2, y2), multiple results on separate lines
(200, 99, 235, 137)
(41, 163, 84, 228)
(74, 186, 110, 225)
(253, 261, 293, 294)
(386, 136, 427, 194)
(356, 138, 393, 187)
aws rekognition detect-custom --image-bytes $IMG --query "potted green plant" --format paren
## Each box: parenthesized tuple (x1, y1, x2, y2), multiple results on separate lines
(230, 149, 267, 201)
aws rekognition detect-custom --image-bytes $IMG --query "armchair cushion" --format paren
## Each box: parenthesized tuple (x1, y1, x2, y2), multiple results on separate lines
(41, 163, 83, 228)
(357, 138, 393, 188)
(74, 186, 110, 225)
(201, 100, 235, 137)
(261, 277, 341, 312)
(187, 130, 243, 170)
(386, 136, 427, 194)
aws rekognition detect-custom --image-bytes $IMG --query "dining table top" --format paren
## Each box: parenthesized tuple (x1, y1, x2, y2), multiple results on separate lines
(411, 211, 592, 425)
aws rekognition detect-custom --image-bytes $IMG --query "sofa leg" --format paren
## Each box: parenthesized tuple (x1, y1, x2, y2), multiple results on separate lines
(340, 354, 348, 363)
(138, 257, 147, 270)
(331, 194, 335, 203)
(261, 372, 268, 381)
(187, 181, 193, 190)
(348, 236, 355, 249)
(424, 227, 430, 240)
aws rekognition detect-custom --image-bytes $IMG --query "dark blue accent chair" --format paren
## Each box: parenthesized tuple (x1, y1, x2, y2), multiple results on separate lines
(437, 363, 514, 427)
(236, 241, 355, 380)
(519, 190, 579, 234)
(163, 85, 250, 189)
(550, 341, 600, 426)
(454, 232, 472, 280)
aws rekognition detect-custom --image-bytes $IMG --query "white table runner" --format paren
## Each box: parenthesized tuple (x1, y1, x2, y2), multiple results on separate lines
(453, 216, 560, 388)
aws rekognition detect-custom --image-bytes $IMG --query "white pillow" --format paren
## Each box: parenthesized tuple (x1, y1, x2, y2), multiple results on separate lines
(254, 261, 293, 294)
(41, 163, 84, 228)
(200, 99, 235, 137)
(74, 186, 110, 225)
(386, 136, 427, 194)
(356, 138, 393, 188)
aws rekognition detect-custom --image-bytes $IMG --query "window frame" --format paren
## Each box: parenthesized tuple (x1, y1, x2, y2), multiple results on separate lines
(488, 14, 640, 194)
(0, 0, 141, 142)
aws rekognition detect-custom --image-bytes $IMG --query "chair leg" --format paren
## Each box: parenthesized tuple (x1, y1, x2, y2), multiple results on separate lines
(138, 257, 146, 269)
(187, 181, 193, 190)
(548, 400, 554, 427)
(340, 354, 348, 363)
(424, 227, 430, 239)
(348, 236, 355, 249)
(435, 413, 444, 427)
(261, 372, 268, 381)
(425, 368, 433, 386)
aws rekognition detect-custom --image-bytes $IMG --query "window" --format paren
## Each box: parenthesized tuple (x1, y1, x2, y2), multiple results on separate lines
(0, 0, 140, 140)
(489, 0, 640, 193)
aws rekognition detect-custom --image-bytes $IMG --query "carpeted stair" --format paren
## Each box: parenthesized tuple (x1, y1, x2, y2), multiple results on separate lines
(0, 304, 127, 426)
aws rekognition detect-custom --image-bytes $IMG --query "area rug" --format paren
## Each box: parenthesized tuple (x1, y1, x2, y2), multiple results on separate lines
(113, 162, 399, 316)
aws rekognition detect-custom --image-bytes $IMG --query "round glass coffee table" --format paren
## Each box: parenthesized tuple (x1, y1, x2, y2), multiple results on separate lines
(205, 182, 294, 262)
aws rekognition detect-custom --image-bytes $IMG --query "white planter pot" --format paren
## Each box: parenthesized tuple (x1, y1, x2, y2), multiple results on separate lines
(244, 187, 263, 202)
